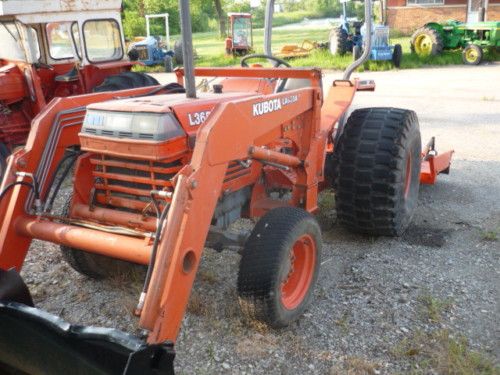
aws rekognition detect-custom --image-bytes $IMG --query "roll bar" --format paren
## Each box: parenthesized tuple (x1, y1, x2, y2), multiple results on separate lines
(178, 0, 373, 99)
(178, 0, 196, 98)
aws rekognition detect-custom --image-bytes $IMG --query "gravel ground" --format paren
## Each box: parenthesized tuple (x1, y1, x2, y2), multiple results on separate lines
(21, 64, 499, 374)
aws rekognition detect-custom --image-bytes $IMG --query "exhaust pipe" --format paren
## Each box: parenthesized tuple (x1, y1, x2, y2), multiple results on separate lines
(343, 0, 373, 80)
(264, 0, 275, 56)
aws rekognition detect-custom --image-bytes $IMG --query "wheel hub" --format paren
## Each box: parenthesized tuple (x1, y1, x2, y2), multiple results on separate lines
(465, 48, 478, 62)
(280, 234, 316, 310)
(415, 34, 432, 56)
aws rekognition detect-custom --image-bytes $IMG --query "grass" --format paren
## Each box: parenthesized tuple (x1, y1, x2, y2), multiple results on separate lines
(317, 189, 336, 230)
(133, 25, 499, 74)
(481, 230, 498, 241)
(187, 291, 210, 316)
(418, 293, 454, 323)
(334, 311, 351, 334)
(392, 329, 499, 375)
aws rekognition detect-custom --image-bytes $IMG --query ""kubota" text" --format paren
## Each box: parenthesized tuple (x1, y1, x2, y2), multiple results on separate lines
(252, 94, 298, 117)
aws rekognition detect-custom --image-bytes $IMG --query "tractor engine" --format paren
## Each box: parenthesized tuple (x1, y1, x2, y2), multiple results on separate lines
(71, 92, 255, 236)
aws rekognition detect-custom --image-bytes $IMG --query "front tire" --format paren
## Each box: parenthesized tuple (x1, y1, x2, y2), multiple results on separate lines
(392, 44, 402, 68)
(59, 196, 144, 279)
(462, 44, 482, 65)
(237, 207, 322, 327)
(174, 40, 183, 65)
(333, 108, 421, 236)
(164, 55, 173, 72)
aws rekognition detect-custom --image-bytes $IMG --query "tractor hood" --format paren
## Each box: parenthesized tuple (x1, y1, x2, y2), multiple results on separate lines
(132, 36, 160, 47)
(85, 91, 258, 135)
(81, 91, 258, 160)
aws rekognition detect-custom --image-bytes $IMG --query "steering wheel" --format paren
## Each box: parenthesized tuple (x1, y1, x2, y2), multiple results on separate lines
(240, 54, 291, 92)
(240, 54, 291, 68)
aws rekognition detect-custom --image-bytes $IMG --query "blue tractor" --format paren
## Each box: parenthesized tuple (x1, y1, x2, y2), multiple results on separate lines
(328, 8, 363, 56)
(127, 13, 176, 72)
(328, 1, 402, 67)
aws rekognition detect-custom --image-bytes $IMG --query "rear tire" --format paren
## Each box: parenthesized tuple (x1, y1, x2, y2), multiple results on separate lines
(333, 108, 421, 236)
(0, 142, 9, 180)
(237, 207, 321, 327)
(410, 27, 443, 57)
(93, 72, 159, 92)
(60, 196, 144, 279)
(462, 44, 482, 65)
(329, 27, 348, 55)
(174, 40, 183, 65)
(392, 44, 402, 68)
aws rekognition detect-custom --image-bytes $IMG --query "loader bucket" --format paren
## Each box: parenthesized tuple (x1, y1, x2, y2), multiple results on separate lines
(0, 270, 175, 375)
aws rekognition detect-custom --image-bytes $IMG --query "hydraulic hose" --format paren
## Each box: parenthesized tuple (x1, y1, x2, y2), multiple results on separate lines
(0, 181, 38, 203)
(135, 203, 170, 315)
(44, 152, 81, 212)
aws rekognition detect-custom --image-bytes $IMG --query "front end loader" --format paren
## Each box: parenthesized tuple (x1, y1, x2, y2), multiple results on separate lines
(0, 0, 453, 373)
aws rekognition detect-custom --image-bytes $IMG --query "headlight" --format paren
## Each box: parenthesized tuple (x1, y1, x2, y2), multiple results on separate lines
(82, 110, 185, 141)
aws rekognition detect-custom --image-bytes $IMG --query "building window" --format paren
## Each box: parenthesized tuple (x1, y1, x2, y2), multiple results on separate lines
(407, 0, 444, 5)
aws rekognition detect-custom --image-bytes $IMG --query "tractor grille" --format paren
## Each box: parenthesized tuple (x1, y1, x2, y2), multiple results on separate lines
(91, 154, 182, 214)
(135, 46, 149, 60)
(89, 155, 251, 215)
(224, 161, 250, 183)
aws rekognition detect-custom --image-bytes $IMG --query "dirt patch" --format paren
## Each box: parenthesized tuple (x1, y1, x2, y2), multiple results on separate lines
(403, 224, 450, 248)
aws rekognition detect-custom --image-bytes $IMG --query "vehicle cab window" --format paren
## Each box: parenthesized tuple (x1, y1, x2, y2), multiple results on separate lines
(0, 22, 25, 61)
(46, 22, 81, 60)
(233, 17, 251, 47)
(83, 19, 123, 62)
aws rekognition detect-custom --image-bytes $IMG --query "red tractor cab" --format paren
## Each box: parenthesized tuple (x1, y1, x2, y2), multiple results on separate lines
(0, 0, 159, 175)
(225, 12, 253, 56)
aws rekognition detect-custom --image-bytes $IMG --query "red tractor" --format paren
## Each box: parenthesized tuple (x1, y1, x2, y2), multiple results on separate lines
(225, 12, 253, 56)
(0, 0, 159, 174)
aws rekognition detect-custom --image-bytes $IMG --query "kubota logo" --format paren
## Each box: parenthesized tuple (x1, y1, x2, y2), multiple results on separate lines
(252, 95, 298, 117)
(253, 98, 282, 116)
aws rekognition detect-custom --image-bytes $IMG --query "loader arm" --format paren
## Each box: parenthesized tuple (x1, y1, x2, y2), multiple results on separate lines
(141, 87, 323, 343)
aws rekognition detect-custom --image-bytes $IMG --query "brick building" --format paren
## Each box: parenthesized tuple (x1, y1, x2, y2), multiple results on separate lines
(385, 0, 500, 33)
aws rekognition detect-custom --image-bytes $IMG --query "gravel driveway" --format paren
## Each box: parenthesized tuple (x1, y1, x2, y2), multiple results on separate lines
(21, 64, 499, 374)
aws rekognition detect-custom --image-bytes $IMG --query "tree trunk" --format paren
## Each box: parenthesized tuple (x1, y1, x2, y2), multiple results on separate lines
(136, 0, 146, 17)
(214, 0, 226, 38)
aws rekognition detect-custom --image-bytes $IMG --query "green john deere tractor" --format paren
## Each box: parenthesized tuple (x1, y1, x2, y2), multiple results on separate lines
(411, 20, 500, 65)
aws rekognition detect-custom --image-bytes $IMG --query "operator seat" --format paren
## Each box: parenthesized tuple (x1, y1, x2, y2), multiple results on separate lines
(55, 66, 79, 83)
(280, 77, 323, 98)
(280, 78, 313, 92)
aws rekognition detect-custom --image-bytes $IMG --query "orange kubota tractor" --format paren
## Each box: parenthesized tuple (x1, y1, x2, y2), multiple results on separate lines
(0, 0, 159, 176)
(0, 0, 453, 373)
